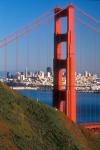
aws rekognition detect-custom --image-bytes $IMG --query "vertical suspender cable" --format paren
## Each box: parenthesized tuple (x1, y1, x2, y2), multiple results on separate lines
(94, 32, 96, 122)
(4, 40, 7, 78)
(26, 33, 30, 72)
(16, 34, 19, 73)
(36, 28, 40, 73)
(46, 22, 49, 68)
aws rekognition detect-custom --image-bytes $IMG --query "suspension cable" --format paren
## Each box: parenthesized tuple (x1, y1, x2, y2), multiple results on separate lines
(75, 5, 100, 24)
(75, 16, 100, 34)
(0, 8, 53, 43)
(0, 5, 68, 48)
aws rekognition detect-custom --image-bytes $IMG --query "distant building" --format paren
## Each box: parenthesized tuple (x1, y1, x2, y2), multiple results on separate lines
(20, 75, 25, 81)
(47, 72, 51, 78)
(28, 71, 32, 77)
(84, 71, 88, 77)
(46, 67, 52, 73)
(39, 71, 45, 78)
(7, 72, 10, 78)
(16, 72, 21, 80)
(21, 72, 24, 75)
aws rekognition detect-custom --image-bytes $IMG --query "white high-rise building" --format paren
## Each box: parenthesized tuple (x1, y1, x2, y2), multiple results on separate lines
(85, 71, 88, 77)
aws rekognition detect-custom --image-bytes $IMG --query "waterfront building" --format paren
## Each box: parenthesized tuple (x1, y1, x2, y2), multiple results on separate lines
(46, 67, 52, 73)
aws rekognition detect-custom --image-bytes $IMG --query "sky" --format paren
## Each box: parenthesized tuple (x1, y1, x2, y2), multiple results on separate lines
(0, 0, 100, 74)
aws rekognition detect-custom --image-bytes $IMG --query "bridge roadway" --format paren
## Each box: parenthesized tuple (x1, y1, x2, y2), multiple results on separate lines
(80, 122, 100, 134)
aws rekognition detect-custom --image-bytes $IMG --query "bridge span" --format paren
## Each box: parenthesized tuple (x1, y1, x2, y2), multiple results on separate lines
(80, 122, 100, 134)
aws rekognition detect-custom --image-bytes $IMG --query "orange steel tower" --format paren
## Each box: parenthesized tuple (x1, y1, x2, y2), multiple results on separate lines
(53, 4, 76, 122)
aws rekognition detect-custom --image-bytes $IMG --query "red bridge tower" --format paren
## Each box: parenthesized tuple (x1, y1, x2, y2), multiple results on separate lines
(53, 4, 76, 122)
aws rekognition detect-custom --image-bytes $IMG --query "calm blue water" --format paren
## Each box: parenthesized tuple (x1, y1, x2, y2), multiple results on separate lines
(18, 90, 100, 123)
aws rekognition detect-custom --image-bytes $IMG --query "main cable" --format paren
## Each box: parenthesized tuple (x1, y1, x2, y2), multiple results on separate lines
(0, 6, 68, 48)
(0, 8, 53, 43)
(75, 16, 100, 34)
(75, 5, 100, 24)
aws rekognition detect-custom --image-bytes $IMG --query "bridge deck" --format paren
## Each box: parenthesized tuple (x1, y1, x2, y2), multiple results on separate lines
(79, 122, 100, 134)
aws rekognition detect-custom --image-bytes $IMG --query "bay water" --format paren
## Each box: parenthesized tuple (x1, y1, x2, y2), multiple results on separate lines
(18, 90, 100, 123)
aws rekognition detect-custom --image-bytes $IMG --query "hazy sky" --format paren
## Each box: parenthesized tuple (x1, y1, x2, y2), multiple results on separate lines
(0, 0, 100, 74)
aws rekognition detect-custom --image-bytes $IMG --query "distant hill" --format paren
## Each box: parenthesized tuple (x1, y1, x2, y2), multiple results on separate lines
(0, 82, 100, 150)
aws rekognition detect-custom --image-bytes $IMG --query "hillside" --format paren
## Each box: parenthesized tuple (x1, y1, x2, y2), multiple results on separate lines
(0, 82, 100, 150)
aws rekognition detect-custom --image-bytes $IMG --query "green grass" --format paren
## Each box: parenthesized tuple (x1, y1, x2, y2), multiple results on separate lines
(0, 82, 100, 150)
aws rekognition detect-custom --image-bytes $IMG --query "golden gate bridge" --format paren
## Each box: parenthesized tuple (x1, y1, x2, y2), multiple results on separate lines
(0, 3, 100, 134)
